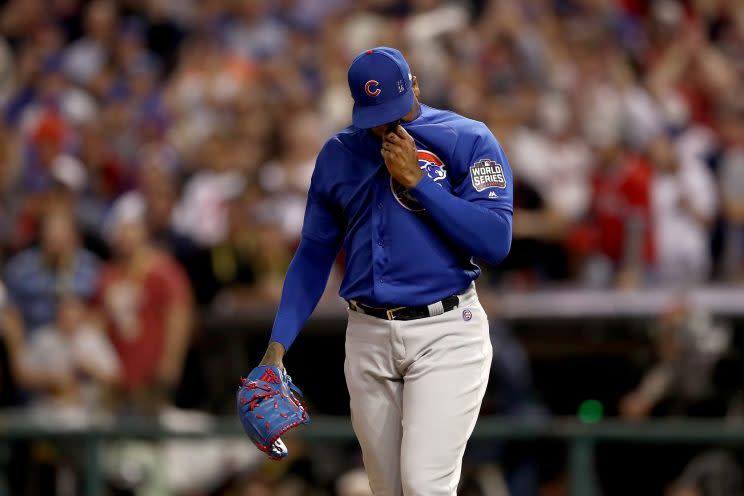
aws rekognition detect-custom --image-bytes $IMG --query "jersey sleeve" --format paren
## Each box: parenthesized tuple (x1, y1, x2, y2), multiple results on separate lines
(300, 139, 345, 245)
(451, 122, 514, 214)
(268, 236, 340, 351)
(411, 122, 513, 265)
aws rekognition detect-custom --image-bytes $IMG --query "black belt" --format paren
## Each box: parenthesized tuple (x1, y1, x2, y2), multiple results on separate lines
(347, 295, 460, 321)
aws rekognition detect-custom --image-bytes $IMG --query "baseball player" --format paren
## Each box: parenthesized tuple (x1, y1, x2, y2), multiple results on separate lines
(256, 47, 513, 495)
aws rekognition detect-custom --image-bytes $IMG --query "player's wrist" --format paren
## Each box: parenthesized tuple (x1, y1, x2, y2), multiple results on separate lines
(259, 341, 286, 369)
(401, 168, 424, 189)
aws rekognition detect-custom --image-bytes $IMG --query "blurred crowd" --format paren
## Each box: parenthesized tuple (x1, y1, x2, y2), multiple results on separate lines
(0, 0, 743, 494)
(0, 0, 742, 301)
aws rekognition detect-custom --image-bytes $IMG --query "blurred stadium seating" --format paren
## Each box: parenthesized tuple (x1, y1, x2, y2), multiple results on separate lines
(1, 0, 744, 495)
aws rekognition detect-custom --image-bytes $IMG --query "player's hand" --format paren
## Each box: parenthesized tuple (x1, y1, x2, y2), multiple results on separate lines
(381, 126, 423, 189)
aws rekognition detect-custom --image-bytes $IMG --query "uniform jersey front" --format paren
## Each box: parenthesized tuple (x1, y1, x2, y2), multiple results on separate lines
(302, 104, 513, 307)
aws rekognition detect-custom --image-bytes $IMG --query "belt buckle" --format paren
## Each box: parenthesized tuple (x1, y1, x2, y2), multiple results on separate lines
(385, 306, 405, 320)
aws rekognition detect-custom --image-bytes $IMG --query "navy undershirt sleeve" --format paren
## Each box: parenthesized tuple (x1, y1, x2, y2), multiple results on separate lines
(269, 236, 341, 351)
(412, 175, 512, 265)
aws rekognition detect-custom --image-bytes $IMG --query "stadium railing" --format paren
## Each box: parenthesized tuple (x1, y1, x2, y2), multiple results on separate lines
(2, 413, 744, 496)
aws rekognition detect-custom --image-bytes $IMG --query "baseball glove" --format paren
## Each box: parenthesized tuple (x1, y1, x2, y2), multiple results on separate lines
(236, 365, 310, 460)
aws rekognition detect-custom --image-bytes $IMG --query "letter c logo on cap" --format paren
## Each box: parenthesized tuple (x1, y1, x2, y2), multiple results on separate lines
(365, 80, 381, 97)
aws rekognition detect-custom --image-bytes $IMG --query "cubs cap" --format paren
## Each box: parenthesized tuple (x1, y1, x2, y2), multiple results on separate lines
(348, 47, 414, 129)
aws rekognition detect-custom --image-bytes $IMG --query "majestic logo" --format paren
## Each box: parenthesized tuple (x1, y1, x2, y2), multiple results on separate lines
(462, 309, 472, 321)
(365, 80, 381, 97)
(391, 150, 447, 211)
(470, 159, 506, 192)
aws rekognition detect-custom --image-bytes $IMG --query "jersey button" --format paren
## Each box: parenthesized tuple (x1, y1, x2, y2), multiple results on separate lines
(377, 240, 384, 247)
(377, 202, 383, 209)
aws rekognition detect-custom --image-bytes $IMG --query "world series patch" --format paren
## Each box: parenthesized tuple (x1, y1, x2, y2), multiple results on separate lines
(470, 159, 506, 192)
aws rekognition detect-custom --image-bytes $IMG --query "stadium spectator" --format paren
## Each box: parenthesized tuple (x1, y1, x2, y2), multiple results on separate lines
(74, 122, 131, 229)
(510, 93, 594, 225)
(257, 111, 325, 243)
(0, 122, 19, 257)
(3, 207, 99, 335)
(0, 0, 739, 291)
(648, 134, 717, 286)
(172, 132, 246, 247)
(62, 0, 117, 85)
(589, 144, 653, 287)
(185, 194, 257, 306)
(18, 108, 69, 194)
(717, 102, 744, 281)
(97, 193, 192, 413)
(619, 301, 730, 419)
(2, 293, 119, 412)
(616, 301, 733, 494)
(667, 450, 744, 496)
(133, 153, 192, 259)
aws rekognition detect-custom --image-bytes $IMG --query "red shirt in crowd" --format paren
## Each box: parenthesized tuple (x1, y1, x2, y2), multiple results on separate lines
(592, 155, 654, 265)
(96, 251, 191, 389)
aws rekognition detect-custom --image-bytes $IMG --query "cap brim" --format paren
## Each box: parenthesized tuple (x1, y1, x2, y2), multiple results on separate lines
(352, 89, 414, 129)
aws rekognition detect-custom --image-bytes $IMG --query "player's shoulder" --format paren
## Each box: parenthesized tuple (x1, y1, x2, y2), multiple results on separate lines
(313, 126, 375, 177)
(420, 105, 501, 146)
(316, 126, 363, 161)
(421, 105, 490, 134)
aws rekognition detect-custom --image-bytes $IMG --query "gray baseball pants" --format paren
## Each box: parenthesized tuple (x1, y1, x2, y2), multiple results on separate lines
(343, 283, 492, 496)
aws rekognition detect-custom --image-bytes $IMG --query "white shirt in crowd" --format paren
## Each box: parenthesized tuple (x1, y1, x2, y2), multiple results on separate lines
(651, 158, 717, 285)
(510, 127, 594, 222)
(23, 324, 121, 409)
(173, 170, 245, 247)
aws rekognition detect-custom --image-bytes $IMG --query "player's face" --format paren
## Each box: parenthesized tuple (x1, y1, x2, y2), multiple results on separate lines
(369, 76, 421, 139)
(370, 121, 398, 139)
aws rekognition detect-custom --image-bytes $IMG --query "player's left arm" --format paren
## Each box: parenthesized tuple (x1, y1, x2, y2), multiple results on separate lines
(382, 124, 513, 264)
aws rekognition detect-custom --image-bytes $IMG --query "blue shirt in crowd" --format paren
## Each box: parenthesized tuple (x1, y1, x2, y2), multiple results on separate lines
(3, 248, 100, 333)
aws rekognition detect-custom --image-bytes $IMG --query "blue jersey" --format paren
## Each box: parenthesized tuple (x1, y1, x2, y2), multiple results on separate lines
(302, 104, 513, 307)
(269, 104, 513, 350)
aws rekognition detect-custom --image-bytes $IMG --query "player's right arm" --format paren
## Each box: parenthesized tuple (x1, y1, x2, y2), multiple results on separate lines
(259, 140, 345, 369)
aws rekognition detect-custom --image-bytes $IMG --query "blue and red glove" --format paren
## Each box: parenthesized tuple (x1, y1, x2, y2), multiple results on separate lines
(236, 366, 310, 460)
